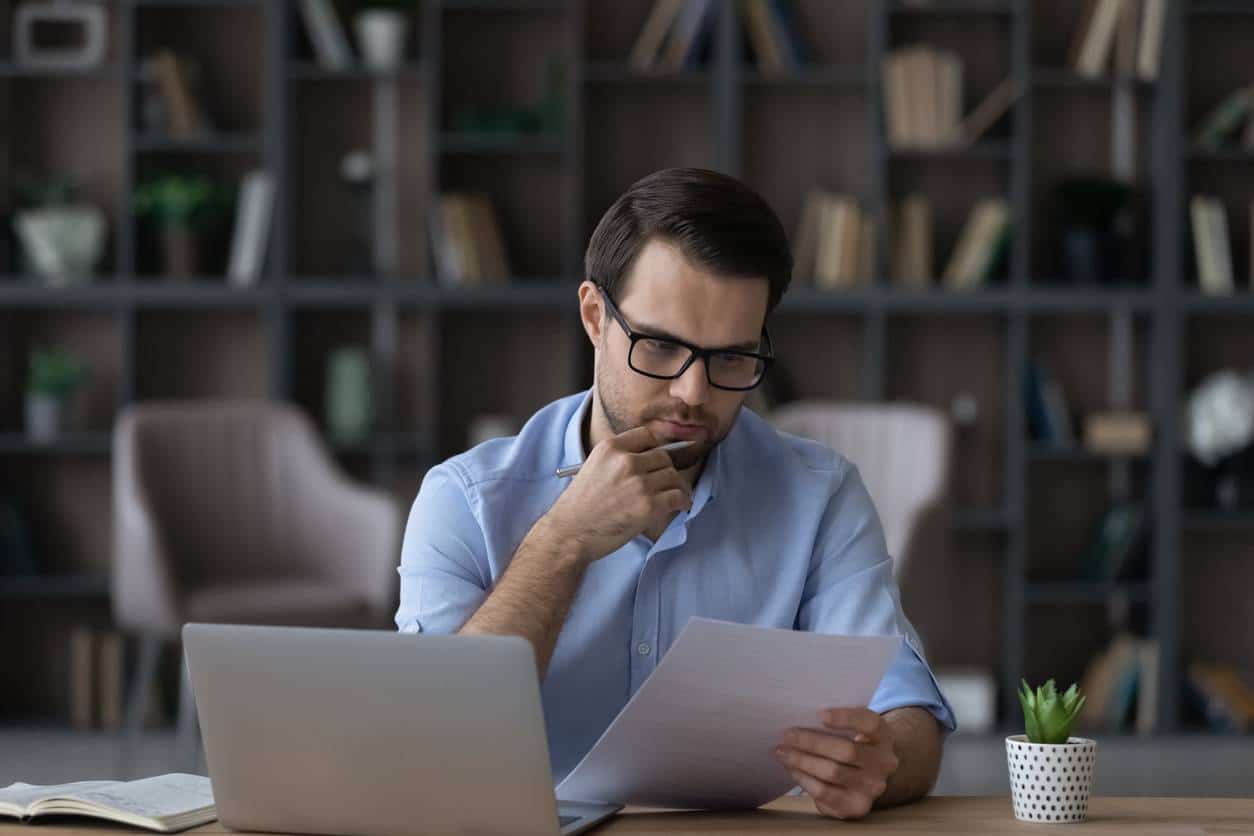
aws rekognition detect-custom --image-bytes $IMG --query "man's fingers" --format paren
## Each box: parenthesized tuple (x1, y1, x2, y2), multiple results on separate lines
(822, 707, 882, 744)
(634, 447, 679, 473)
(781, 728, 859, 766)
(787, 770, 874, 821)
(611, 425, 662, 453)
(776, 746, 883, 799)
(642, 468, 689, 497)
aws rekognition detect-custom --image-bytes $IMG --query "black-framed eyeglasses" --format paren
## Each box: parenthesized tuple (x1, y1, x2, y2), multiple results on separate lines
(597, 286, 773, 391)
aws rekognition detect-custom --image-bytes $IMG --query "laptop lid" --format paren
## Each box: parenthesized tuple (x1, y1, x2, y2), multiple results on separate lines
(183, 624, 564, 836)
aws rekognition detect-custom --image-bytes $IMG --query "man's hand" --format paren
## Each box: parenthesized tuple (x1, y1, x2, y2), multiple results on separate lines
(773, 707, 899, 820)
(543, 426, 692, 565)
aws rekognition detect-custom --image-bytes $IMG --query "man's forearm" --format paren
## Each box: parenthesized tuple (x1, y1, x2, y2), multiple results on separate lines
(876, 707, 943, 807)
(458, 516, 587, 678)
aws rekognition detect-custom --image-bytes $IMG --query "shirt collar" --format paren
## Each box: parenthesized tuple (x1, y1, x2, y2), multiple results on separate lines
(560, 389, 726, 520)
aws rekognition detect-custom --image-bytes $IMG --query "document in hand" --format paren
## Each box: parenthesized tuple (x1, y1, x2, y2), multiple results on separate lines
(556, 618, 900, 810)
(0, 773, 215, 833)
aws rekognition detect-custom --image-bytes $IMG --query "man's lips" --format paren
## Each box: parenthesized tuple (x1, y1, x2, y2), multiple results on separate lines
(654, 419, 708, 439)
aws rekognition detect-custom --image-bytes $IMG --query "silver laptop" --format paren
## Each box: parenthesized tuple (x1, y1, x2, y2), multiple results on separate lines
(183, 623, 619, 836)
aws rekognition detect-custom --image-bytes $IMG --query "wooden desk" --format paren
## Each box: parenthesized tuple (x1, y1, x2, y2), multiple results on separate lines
(5, 796, 1252, 835)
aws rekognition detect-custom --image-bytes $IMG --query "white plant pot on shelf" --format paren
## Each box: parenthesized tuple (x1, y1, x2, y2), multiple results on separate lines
(1006, 735, 1096, 824)
(354, 10, 408, 72)
(26, 393, 64, 443)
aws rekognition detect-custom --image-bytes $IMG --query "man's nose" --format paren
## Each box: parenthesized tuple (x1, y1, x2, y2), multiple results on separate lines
(669, 356, 711, 407)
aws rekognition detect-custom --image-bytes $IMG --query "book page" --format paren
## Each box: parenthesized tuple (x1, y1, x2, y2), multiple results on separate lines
(0, 782, 117, 815)
(66, 774, 213, 820)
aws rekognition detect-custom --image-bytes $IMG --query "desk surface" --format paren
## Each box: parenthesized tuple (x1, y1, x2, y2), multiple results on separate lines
(5, 796, 1252, 835)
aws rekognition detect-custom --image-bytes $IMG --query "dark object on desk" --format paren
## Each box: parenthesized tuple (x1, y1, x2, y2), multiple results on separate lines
(0, 496, 39, 577)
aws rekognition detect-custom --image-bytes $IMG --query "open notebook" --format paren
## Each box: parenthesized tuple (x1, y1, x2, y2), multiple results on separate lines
(0, 773, 215, 832)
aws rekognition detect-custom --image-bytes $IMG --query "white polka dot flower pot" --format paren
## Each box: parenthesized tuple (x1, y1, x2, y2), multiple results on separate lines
(1005, 735, 1096, 824)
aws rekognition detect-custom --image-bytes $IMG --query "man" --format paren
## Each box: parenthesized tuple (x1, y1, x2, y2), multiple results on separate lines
(396, 168, 956, 820)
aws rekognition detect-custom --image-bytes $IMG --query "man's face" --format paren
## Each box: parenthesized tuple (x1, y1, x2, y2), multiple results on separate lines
(585, 239, 770, 470)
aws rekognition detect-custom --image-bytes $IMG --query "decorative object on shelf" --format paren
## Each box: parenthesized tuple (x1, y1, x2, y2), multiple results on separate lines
(133, 173, 230, 277)
(226, 169, 275, 287)
(1083, 410, 1151, 456)
(467, 414, 519, 449)
(299, 0, 353, 71)
(1007, 679, 1093, 824)
(13, 0, 107, 72)
(1056, 176, 1134, 285)
(0, 496, 39, 578)
(325, 346, 372, 443)
(351, 0, 412, 73)
(341, 150, 376, 276)
(11, 171, 106, 285)
(1184, 369, 1254, 510)
(25, 346, 89, 443)
(451, 54, 567, 137)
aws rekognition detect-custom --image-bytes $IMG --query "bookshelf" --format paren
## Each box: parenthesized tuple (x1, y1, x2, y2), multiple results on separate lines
(1, 0, 1251, 735)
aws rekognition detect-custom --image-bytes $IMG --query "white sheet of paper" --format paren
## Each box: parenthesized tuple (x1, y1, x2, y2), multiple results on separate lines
(555, 618, 900, 810)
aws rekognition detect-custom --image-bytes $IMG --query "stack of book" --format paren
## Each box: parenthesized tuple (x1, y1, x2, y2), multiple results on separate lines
(881, 46, 963, 149)
(792, 190, 874, 290)
(1186, 662, 1254, 733)
(1070, 0, 1166, 80)
(429, 193, 511, 287)
(941, 198, 1011, 289)
(1189, 195, 1237, 296)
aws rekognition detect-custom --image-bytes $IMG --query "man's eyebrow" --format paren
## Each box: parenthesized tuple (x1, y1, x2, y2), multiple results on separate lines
(632, 321, 762, 352)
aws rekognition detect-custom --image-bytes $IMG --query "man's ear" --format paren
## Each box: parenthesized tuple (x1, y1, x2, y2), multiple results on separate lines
(578, 281, 605, 348)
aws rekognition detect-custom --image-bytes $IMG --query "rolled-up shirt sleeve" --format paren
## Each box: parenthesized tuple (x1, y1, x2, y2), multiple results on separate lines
(395, 462, 490, 635)
(796, 463, 958, 734)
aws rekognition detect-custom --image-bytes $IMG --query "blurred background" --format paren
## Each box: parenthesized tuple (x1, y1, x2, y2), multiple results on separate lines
(2, 0, 1253, 797)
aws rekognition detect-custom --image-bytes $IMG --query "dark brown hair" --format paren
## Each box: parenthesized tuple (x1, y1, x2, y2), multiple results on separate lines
(585, 168, 792, 314)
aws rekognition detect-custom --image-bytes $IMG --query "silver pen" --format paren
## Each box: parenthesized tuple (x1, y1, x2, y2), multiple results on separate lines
(555, 440, 694, 478)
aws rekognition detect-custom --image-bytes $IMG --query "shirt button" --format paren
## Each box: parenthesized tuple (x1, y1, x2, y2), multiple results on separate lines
(637, 641, 652, 656)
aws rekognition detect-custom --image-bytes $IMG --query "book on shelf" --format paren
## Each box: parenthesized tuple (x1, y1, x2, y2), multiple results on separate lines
(890, 194, 932, 287)
(430, 193, 511, 287)
(1070, 0, 1165, 81)
(298, 0, 353, 71)
(657, 0, 716, 73)
(151, 50, 205, 139)
(227, 169, 275, 288)
(882, 45, 964, 149)
(1025, 359, 1074, 446)
(793, 190, 873, 290)
(958, 78, 1019, 148)
(0, 774, 215, 833)
(65, 626, 134, 732)
(1190, 195, 1235, 295)
(1193, 86, 1254, 150)
(630, 0, 686, 71)
(941, 198, 1010, 289)
(1077, 633, 1160, 734)
(1070, 0, 1122, 79)
(1074, 501, 1147, 583)
(1186, 662, 1254, 733)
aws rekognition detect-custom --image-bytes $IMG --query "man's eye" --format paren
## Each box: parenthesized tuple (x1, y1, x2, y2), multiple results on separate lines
(641, 339, 682, 355)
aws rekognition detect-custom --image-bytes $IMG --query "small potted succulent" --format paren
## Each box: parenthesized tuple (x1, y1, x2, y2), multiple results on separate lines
(26, 347, 89, 442)
(1006, 679, 1094, 824)
(352, 0, 414, 72)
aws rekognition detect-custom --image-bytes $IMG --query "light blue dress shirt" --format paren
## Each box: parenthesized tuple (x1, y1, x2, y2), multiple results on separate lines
(396, 390, 957, 781)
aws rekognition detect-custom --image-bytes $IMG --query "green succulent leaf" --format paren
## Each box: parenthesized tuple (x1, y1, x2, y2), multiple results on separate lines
(1019, 678, 1085, 745)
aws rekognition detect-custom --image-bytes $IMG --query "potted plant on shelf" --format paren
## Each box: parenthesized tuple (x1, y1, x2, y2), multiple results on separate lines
(133, 173, 228, 278)
(352, 0, 414, 72)
(26, 346, 89, 443)
(11, 171, 106, 286)
(1007, 679, 1094, 824)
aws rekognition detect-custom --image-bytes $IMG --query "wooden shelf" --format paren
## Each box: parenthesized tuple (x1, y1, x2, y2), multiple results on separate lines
(0, 433, 112, 456)
(288, 62, 426, 82)
(0, 61, 121, 81)
(581, 63, 709, 84)
(1026, 580, 1151, 605)
(0, 575, 110, 600)
(437, 132, 568, 155)
(131, 133, 263, 154)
